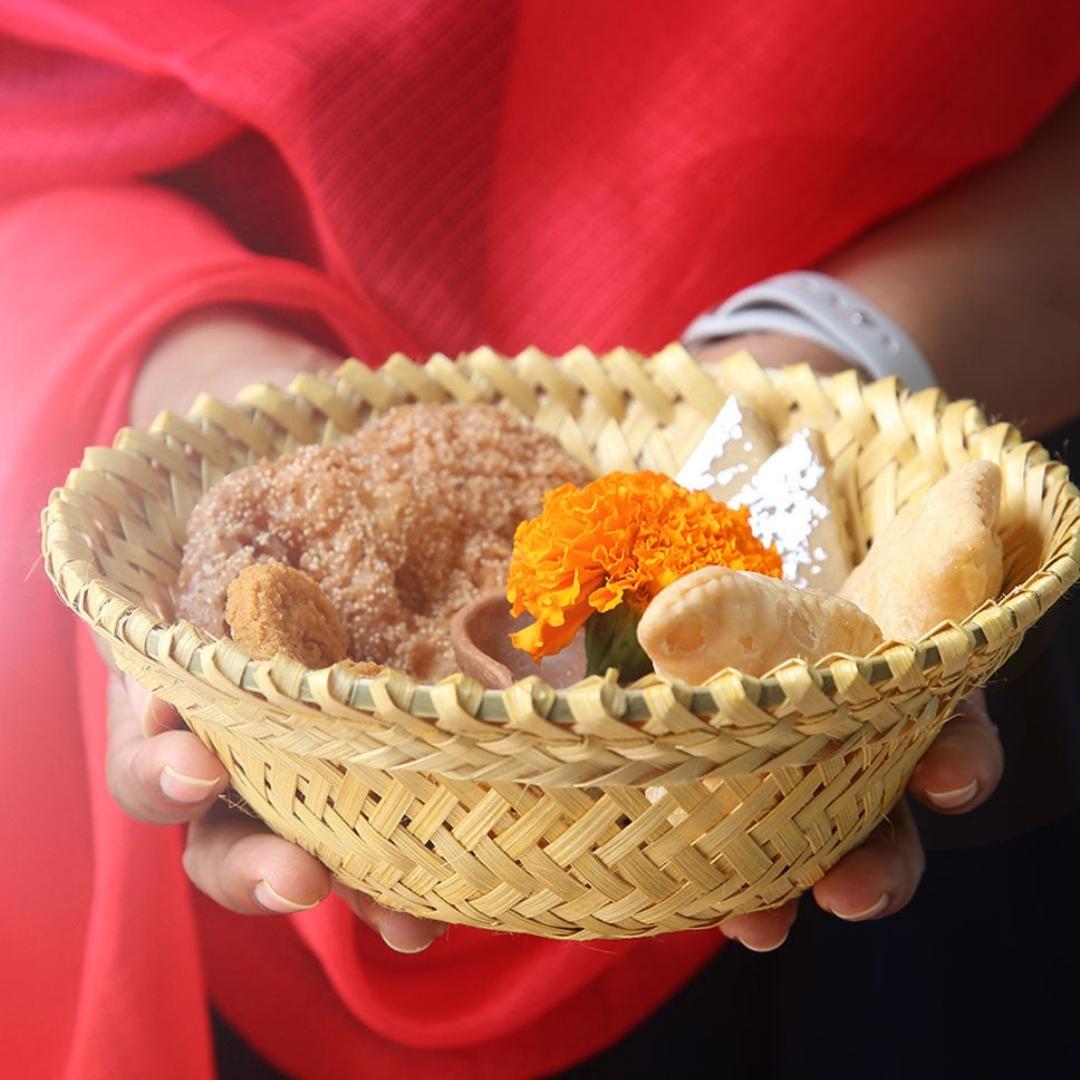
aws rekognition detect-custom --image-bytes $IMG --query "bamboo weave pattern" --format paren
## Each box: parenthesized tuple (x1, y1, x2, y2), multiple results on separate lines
(42, 347, 1080, 938)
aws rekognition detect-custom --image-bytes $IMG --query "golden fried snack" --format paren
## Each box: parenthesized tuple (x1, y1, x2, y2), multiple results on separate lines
(638, 565, 883, 682)
(839, 460, 1004, 641)
(178, 403, 591, 680)
(225, 563, 350, 668)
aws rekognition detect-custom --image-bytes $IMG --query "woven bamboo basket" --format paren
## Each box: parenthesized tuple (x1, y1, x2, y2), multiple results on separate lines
(42, 346, 1080, 940)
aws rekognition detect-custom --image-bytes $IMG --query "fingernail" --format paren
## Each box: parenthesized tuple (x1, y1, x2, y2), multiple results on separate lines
(123, 677, 152, 736)
(833, 893, 889, 922)
(138, 702, 159, 739)
(254, 880, 321, 914)
(739, 930, 789, 953)
(132, 687, 170, 738)
(380, 931, 432, 955)
(159, 764, 222, 803)
(925, 779, 978, 810)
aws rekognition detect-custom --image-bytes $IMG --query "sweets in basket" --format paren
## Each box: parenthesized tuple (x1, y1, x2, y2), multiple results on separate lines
(42, 346, 1080, 940)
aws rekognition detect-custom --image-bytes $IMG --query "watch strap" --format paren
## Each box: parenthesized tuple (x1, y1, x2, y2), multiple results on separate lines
(682, 271, 936, 390)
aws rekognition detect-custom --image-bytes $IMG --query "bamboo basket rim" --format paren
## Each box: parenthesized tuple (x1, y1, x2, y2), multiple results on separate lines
(39, 346, 1080, 936)
(43, 347, 1080, 733)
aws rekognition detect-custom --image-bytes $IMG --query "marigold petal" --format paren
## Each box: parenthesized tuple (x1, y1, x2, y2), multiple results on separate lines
(508, 619, 547, 660)
(510, 606, 591, 661)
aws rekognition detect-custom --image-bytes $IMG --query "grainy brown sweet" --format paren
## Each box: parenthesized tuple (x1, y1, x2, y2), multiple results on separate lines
(225, 563, 350, 668)
(340, 659, 387, 678)
(177, 403, 591, 679)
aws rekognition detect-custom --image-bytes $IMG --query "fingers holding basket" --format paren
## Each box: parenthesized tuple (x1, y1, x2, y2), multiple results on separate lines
(334, 886, 447, 954)
(908, 690, 1003, 814)
(719, 900, 799, 952)
(106, 673, 439, 947)
(113, 673, 187, 738)
(105, 672, 229, 824)
(179, 808, 443, 949)
(183, 802, 332, 915)
(720, 796, 924, 943)
(813, 798, 925, 921)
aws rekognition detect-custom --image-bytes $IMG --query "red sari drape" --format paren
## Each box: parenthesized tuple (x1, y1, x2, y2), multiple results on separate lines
(1, 2, 1077, 1077)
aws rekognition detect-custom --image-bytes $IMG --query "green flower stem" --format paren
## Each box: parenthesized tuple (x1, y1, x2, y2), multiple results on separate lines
(584, 603, 654, 682)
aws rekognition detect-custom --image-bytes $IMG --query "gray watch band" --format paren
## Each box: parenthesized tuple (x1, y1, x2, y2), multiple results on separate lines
(682, 271, 936, 390)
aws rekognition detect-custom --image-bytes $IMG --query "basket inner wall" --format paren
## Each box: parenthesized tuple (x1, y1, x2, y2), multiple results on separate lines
(85, 350, 1070, 645)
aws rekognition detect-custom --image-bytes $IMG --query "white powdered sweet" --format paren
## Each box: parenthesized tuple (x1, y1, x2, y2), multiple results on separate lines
(676, 396, 777, 500)
(678, 400, 851, 592)
(727, 428, 850, 591)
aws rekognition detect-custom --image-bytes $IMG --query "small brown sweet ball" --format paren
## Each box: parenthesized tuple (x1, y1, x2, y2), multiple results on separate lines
(177, 402, 591, 679)
(225, 563, 350, 669)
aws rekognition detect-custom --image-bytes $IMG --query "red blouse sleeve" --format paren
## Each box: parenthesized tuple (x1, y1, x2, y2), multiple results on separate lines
(0, 180, 393, 1080)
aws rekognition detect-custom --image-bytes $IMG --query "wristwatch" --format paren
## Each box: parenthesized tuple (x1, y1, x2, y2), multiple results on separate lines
(682, 271, 937, 390)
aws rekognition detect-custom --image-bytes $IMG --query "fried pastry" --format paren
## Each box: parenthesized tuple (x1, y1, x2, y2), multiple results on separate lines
(727, 427, 852, 592)
(839, 460, 1004, 640)
(677, 400, 852, 592)
(637, 565, 883, 682)
(676, 395, 777, 502)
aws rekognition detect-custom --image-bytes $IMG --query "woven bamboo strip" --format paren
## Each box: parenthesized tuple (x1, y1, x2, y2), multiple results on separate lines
(42, 347, 1080, 939)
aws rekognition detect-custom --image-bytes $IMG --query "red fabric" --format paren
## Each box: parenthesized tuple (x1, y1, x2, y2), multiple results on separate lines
(0, 2, 1077, 1078)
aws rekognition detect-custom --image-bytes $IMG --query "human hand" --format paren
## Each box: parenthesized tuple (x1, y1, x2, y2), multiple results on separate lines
(129, 304, 344, 427)
(715, 688, 1001, 952)
(693, 340, 1006, 948)
(105, 669, 444, 950)
(104, 307, 444, 952)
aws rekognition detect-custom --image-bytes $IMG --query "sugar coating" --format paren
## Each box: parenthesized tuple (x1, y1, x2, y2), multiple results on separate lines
(677, 404, 851, 592)
(177, 403, 591, 680)
(728, 428, 852, 592)
(676, 396, 776, 499)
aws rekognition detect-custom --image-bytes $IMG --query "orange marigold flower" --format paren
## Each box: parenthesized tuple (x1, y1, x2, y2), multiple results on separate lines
(507, 470, 782, 661)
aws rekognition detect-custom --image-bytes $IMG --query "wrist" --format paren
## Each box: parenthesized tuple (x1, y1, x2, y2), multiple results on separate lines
(683, 271, 936, 389)
(692, 332, 854, 377)
(132, 305, 340, 427)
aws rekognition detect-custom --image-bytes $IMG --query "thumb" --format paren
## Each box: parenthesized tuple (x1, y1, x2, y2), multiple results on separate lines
(116, 672, 183, 738)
